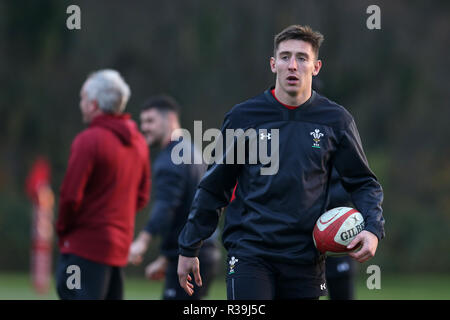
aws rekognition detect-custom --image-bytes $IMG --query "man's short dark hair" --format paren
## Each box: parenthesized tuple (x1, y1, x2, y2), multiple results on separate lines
(141, 95, 181, 115)
(274, 25, 324, 59)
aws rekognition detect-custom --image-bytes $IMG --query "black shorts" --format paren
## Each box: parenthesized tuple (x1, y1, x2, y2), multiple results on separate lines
(55, 253, 124, 300)
(225, 255, 327, 300)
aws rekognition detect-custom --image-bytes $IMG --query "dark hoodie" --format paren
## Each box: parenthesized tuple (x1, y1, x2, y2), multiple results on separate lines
(57, 113, 151, 266)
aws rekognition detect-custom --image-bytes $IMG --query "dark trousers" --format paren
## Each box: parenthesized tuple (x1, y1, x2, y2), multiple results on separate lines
(325, 256, 356, 300)
(56, 253, 124, 300)
(226, 255, 326, 300)
(327, 275, 355, 300)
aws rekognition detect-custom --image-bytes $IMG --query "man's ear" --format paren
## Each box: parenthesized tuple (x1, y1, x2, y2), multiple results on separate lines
(313, 59, 322, 76)
(167, 111, 176, 123)
(270, 57, 277, 74)
(89, 100, 100, 113)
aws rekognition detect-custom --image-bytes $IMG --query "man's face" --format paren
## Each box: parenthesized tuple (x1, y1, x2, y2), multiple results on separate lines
(140, 108, 168, 147)
(79, 82, 98, 124)
(270, 39, 322, 96)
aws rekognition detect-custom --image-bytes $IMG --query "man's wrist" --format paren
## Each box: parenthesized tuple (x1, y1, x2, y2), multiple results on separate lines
(364, 225, 382, 242)
(179, 247, 200, 258)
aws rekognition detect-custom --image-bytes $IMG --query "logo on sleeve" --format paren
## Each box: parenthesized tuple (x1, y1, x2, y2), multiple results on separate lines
(310, 129, 324, 148)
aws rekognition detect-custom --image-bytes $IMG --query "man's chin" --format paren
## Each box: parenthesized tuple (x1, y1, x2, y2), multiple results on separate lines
(285, 87, 301, 96)
(145, 138, 154, 146)
(146, 138, 160, 148)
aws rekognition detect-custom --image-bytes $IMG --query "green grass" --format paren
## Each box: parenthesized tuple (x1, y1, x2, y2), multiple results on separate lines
(0, 272, 448, 300)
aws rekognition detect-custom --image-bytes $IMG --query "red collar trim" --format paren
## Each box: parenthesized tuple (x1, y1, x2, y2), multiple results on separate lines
(271, 89, 298, 110)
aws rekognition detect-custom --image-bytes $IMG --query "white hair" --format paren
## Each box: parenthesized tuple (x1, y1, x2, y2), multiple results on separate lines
(84, 69, 131, 113)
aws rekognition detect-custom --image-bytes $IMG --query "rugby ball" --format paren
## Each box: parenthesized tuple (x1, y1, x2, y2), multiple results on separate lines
(313, 207, 365, 256)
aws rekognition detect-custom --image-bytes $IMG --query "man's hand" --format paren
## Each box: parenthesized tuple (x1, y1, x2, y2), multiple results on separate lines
(347, 230, 379, 263)
(145, 255, 168, 280)
(128, 231, 152, 265)
(177, 255, 202, 296)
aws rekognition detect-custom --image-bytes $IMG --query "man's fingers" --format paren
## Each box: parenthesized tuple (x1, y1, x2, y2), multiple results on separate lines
(186, 274, 195, 288)
(193, 265, 203, 287)
(350, 252, 370, 263)
(178, 274, 193, 296)
(179, 272, 195, 295)
(347, 230, 378, 263)
(349, 244, 374, 263)
(133, 256, 142, 265)
(347, 234, 362, 250)
(178, 273, 187, 289)
(349, 249, 365, 261)
(129, 254, 142, 266)
(146, 266, 163, 280)
(184, 277, 194, 295)
(183, 284, 193, 296)
(177, 255, 202, 296)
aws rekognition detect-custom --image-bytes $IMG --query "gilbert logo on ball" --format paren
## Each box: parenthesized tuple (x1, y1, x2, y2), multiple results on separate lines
(313, 207, 365, 256)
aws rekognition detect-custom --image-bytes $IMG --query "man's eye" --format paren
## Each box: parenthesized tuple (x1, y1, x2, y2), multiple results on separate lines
(281, 56, 289, 60)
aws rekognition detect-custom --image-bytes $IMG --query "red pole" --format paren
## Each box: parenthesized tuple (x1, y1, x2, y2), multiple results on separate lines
(25, 157, 54, 295)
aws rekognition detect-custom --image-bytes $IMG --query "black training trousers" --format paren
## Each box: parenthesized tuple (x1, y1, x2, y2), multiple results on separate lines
(56, 253, 124, 300)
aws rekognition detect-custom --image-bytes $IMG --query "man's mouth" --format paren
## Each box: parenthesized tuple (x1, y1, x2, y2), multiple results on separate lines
(286, 75, 299, 84)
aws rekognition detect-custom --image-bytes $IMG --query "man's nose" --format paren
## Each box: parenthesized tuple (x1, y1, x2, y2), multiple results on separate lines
(288, 57, 298, 70)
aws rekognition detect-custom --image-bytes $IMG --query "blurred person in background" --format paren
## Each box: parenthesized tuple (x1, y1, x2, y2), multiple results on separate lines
(325, 168, 357, 300)
(55, 69, 151, 300)
(128, 95, 221, 300)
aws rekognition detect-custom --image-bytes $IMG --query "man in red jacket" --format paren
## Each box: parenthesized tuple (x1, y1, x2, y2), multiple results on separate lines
(55, 69, 151, 299)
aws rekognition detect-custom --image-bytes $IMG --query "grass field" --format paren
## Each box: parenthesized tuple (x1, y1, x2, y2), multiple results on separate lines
(0, 272, 449, 300)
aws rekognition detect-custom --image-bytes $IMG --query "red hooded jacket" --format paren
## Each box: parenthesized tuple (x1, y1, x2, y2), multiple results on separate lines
(56, 113, 151, 266)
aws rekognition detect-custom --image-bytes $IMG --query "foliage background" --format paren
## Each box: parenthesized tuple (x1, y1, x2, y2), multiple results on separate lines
(0, 0, 449, 281)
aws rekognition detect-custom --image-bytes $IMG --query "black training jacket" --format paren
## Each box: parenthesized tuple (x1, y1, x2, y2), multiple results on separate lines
(326, 167, 353, 210)
(179, 88, 385, 265)
(145, 141, 213, 258)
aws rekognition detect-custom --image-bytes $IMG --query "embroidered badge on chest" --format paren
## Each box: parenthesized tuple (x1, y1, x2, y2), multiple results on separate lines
(310, 129, 324, 148)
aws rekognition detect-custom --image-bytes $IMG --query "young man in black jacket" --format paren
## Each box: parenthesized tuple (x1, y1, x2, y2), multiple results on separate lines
(128, 95, 220, 300)
(177, 25, 385, 299)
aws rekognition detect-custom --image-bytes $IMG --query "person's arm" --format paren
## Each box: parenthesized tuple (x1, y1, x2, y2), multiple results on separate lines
(145, 255, 169, 281)
(145, 165, 186, 237)
(129, 163, 185, 265)
(333, 118, 385, 263)
(56, 133, 95, 236)
(128, 230, 152, 265)
(178, 111, 241, 295)
(178, 113, 240, 257)
(137, 152, 151, 212)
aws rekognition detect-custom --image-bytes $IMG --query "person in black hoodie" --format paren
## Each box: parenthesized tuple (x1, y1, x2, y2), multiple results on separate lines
(128, 95, 220, 300)
(177, 25, 385, 300)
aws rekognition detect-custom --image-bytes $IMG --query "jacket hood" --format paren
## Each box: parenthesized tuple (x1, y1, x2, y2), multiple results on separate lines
(90, 113, 135, 145)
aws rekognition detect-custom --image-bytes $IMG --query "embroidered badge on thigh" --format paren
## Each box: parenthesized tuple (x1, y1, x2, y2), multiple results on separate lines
(228, 256, 238, 274)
